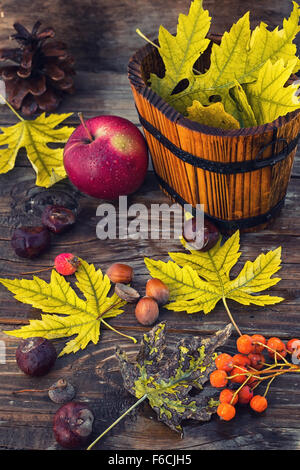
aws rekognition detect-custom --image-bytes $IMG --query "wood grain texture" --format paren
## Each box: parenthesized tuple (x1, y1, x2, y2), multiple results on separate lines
(0, 0, 299, 451)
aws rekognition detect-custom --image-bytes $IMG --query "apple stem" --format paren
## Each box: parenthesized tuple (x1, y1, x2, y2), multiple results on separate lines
(78, 112, 94, 142)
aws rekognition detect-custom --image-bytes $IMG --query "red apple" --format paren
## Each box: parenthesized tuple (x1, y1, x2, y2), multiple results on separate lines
(63, 115, 148, 199)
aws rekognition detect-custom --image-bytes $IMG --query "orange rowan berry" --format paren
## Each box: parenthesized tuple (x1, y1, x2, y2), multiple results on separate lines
(248, 353, 265, 370)
(267, 337, 287, 358)
(250, 395, 268, 413)
(232, 354, 251, 368)
(215, 353, 234, 372)
(209, 370, 228, 388)
(236, 335, 254, 355)
(219, 388, 238, 405)
(217, 403, 236, 421)
(230, 366, 248, 384)
(251, 334, 266, 353)
(238, 385, 253, 404)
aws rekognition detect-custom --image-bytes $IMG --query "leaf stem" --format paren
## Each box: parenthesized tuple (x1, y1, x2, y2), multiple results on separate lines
(0, 92, 24, 121)
(87, 394, 148, 450)
(222, 296, 242, 336)
(101, 318, 137, 343)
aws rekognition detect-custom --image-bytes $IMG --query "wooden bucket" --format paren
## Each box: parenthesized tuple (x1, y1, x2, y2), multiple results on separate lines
(128, 37, 300, 233)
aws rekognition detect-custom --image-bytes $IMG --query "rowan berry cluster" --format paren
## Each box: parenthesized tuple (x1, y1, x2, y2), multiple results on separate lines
(210, 334, 300, 421)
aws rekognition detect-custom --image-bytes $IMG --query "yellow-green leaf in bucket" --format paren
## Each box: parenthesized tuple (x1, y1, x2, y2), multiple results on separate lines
(187, 100, 240, 129)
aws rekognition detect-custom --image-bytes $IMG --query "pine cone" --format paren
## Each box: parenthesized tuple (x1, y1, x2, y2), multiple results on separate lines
(0, 21, 75, 116)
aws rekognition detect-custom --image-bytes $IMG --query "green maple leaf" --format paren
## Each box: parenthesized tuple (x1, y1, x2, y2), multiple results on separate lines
(0, 111, 75, 187)
(0, 259, 135, 356)
(144, 231, 283, 334)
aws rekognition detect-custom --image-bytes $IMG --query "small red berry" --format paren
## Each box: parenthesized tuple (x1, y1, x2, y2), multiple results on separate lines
(267, 337, 287, 358)
(248, 353, 265, 370)
(232, 354, 251, 368)
(251, 334, 267, 353)
(238, 385, 253, 404)
(219, 388, 238, 405)
(250, 395, 268, 413)
(236, 335, 254, 354)
(209, 370, 228, 388)
(215, 353, 234, 372)
(54, 253, 81, 276)
(230, 366, 248, 384)
(217, 403, 236, 421)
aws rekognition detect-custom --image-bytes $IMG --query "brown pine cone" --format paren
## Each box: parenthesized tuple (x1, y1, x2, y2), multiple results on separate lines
(0, 21, 75, 116)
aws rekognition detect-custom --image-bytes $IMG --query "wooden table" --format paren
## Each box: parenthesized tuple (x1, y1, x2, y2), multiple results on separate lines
(0, 0, 299, 451)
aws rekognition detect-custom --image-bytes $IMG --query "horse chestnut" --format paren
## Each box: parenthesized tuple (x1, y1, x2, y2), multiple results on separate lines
(53, 401, 94, 449)
(42, 205, 76, 234)
(11, 226, 51, 258)
(16, 337, 57, 376)
(183, 217, 219, 251)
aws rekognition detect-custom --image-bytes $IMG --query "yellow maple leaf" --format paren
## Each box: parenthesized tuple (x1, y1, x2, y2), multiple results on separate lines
(0, 259, 136, 356)
(244, 59, 300, 124)
(145, 231, 283, 335)
(0, 111, 75, 188)
(186, 100, 240, 130)
(150, 0, 211, 99)
(145, 0, 300, 124)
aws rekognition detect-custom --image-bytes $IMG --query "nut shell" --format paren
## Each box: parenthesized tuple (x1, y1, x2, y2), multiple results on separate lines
(106, 263, 133, 284)
(115, 283, 140, 302)
(48, 378, 76, 404)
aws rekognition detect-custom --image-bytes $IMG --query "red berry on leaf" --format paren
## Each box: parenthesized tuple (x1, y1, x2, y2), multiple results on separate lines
(217, 403, 236, 421)
(209, 370, 228, 388)
(54, 253, 81, 276)
(250, 395, 268, 413)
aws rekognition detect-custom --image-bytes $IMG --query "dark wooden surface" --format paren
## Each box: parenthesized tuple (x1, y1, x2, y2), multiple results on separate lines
(0, 0, 300, 451)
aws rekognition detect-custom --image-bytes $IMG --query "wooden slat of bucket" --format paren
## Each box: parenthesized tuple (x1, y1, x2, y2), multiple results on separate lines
(128, 43, 300, 232)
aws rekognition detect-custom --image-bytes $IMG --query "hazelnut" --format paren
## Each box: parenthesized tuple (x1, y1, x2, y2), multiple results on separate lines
(145, 278, 170, 306)
(106, 263, 133, 284)
(115, 283, 140, 302)
(135, 296, 159, 326)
